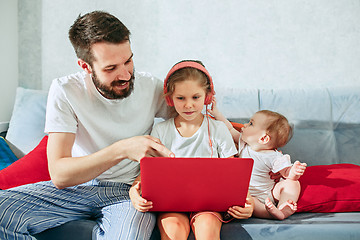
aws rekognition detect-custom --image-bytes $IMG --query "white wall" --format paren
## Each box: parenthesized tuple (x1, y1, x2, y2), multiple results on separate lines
(0, 0, 18, 130)
(2, 0, 360, 128)
(36, 0, 360, 91)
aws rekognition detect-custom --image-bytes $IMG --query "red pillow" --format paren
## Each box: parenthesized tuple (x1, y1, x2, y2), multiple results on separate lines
(0, 136, 50, 190)
(297, 164, 360, 212)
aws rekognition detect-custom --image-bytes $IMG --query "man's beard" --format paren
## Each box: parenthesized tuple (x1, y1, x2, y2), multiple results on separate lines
(92, 70, 135, 100)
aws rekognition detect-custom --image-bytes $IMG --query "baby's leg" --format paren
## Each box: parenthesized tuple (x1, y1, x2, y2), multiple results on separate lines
(191, 212, 222, 240)
(265, 198, 297, 220)
(270, 179, 301, 219)
(157, 212, 190, 240)
(252, 197, 275, 219)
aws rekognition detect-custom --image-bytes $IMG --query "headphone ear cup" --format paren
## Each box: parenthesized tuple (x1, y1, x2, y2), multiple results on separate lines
(165, 95, 174, 106)
(204, 93, 213, 105)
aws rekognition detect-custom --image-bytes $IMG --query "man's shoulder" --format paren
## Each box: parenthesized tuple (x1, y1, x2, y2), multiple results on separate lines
(135, 71, 162, 84)
(135, 71, 155, 78)
(48, 72, 89, 100)
(134, 71, 164, 99)
(52, 71, 88, 88)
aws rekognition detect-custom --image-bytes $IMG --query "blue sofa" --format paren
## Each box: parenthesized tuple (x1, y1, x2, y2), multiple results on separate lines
(2, 86, 360, 240)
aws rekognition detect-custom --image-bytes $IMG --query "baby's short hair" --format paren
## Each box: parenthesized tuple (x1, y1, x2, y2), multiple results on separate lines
(257, 110, 293, 148)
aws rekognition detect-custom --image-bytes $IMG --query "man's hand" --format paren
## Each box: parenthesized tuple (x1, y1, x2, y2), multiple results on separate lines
(121, 135, 174, 162)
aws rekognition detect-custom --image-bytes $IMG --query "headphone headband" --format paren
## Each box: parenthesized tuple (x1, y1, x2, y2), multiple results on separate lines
(163, 60, 215, 106)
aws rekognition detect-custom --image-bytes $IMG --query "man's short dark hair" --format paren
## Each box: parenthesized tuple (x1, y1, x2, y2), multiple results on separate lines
(68, 11, 130, 66)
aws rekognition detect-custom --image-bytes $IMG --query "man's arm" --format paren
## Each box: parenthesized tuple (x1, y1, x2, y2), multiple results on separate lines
(47, 132, 173, 189)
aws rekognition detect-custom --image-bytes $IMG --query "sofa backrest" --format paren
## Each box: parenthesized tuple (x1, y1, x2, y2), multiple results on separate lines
(215, 87, 360, 166)
(6, 87, 360, 166)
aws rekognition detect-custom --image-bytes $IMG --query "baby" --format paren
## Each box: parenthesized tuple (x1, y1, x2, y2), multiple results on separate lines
(209, 100, 307, 220)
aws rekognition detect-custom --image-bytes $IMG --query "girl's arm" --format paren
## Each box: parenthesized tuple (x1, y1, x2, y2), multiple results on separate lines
(207, 98, 242, 144)
(129, 174, 153, 212)
(227, 191, 254, 219)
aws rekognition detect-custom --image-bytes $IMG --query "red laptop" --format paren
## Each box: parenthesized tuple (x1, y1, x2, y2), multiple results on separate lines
(140, 157, 253, 212)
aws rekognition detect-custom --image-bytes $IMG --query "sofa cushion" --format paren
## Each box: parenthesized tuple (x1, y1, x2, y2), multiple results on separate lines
(0, 136, 18, 170)
(297, 164, 360, 212)
(0, 136, 50, 190)
(6, 87, 48, 155)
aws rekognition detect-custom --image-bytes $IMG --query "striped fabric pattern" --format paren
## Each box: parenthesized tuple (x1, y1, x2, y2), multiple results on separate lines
(0, 137, 18, 170)
(0, 180, 156, 240)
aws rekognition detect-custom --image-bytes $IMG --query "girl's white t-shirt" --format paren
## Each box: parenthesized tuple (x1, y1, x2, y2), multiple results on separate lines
(151, 117, 237, 158)
(45, 71, 168, 184)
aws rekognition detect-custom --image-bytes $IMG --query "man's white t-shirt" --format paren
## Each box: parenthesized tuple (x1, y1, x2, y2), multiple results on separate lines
(45, 71, 168, 185)
(151, 117, 237, 158)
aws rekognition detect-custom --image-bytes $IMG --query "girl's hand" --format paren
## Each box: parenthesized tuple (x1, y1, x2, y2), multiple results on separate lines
(129, 181, 153, 212)
(228, 194, 254, 219)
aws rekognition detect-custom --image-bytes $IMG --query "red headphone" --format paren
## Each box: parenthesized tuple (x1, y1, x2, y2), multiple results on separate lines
(163, 60, 215, 106)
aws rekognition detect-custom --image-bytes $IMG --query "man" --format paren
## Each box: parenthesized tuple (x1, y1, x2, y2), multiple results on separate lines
(0, 11, 172, 240)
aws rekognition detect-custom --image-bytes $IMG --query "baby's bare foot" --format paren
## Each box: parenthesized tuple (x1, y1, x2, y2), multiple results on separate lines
(278, 199, 297, 218)
(265, 198, 285, 220)
(265, 198, 297, 220)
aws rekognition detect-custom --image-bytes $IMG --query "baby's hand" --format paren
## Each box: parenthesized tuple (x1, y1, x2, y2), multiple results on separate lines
(129, 182, 153, 212)
(207, 97, 217, 114)
(288, 161, 307, 180)
(269, 171, 282, 183)
(207, 97, 222, 119)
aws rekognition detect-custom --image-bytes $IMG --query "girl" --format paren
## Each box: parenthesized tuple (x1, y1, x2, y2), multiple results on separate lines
(130, 60, 254, 240)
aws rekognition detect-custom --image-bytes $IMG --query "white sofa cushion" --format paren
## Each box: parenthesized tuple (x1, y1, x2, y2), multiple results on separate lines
(6, 87, 47, 155)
